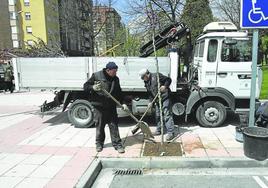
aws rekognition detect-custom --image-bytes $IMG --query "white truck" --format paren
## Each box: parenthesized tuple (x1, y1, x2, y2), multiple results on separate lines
(12, 22, 262, 128)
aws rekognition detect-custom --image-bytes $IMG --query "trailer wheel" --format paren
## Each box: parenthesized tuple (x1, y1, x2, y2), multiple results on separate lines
(196, 101, 227, 127)
(68, 100, 95, 128)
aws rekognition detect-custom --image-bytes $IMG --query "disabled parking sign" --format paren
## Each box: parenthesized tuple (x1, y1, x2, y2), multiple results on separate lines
(241, 0, 268, 28)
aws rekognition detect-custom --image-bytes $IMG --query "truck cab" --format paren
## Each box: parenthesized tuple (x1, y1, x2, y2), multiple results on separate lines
(187, 22, 262, 127)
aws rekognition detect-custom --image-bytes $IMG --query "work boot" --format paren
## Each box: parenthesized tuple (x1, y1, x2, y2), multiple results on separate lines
(166, 133, 175, 141)
(115, 145, 125, 154)
(96, 143, 103, 152)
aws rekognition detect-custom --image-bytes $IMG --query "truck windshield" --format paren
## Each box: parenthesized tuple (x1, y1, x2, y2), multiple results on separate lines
(221, 39, 252, 62)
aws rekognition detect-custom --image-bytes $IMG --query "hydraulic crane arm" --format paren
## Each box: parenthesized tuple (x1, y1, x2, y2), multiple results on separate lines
(139, 22, 191, 58)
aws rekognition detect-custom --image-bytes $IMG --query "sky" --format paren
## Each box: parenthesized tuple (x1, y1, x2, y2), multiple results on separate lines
(113, 0, 131, 23)
(97, 0, 221, 25)
(96, 0, 131, 24)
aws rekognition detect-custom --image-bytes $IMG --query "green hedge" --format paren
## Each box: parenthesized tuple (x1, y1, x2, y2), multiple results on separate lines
(260, 66, 268, 99)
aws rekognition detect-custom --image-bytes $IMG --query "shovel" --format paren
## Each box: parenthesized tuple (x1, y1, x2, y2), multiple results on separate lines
(100, 86, 154, 139)
(131, 93, 159, 135)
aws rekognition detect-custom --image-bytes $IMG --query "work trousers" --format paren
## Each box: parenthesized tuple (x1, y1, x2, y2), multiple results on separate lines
(94, 107, 122, 148)
(155, 98, 175, 134)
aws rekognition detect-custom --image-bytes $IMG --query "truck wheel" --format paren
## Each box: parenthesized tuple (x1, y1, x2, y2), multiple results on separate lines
(68, 100, 95, 128)
(196, 101, 227, 127)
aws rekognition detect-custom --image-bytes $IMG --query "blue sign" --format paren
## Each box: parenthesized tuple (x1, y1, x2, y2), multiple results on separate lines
(241, 0, 268, 28)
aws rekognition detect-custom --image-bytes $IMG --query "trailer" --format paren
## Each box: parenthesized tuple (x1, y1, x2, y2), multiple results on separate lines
(13, 22, 263, 128)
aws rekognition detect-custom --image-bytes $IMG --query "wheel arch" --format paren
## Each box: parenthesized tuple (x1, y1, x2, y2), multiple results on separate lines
(185, 87, 235, 115)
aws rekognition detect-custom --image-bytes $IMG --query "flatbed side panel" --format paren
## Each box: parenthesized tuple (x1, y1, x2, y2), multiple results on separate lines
(16, 57, 92, 90)
(95, 57, 171, 91)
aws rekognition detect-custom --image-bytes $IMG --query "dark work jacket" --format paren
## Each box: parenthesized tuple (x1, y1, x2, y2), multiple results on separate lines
(83, 69, 122, 110)
(144, 73, 172, 102)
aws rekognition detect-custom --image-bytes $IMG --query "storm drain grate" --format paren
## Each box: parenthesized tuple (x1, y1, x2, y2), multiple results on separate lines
(113, 169, 143, 175)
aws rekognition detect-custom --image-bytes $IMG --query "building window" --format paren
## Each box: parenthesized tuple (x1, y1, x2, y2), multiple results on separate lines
(24, 0, 30, 6)
(25, 12, 31, 20)
(11, 26, 18, 34)
(13, 41, 19, 48)
(27, 40, 34, 46)
(8, 0, 15, 5)
(26, 26, 32, 34)
(10, 12, 16, 20)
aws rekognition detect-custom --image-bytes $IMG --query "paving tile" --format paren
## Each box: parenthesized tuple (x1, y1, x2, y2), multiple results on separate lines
(18, 126, 55, 145)
(42, 155, 72, 167)
(65, 154, 95, 167)
(219, 140, 243, 148)
(0, 154, 30, 165)
(45, 127, 80, 147)
(22, 125, 69, 146)
(226, 148, 246, 157)
(0, 114, 34, 130)
(64, 132, 90, 147)
(205, 148, 230, 157)
(22, 154, 51, 165)
(0, 163, 16, 176)
(184, 148, 207, 158)
(118, 148, 141, 158)
(96, 148, 119, 157)
(35, 146, 61, 155)
(53, 166, 87, 180)
(201, 140, 225, 150)
(16, 177, 50, 188)
(29, 165, 64, 178)
(0, 177, 24, 188)
(15, 145, 41, 154)
(0, 153, 9, 160)
(4, 164, 38, 177)
(54, 147, 80, 156)
(84, 136, 96, 147)
(44, 178, 78, 188)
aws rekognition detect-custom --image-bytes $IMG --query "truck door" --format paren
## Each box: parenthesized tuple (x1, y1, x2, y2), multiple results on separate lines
(193, 40, 205, 85)
(216, 38, 253, 98)
(203, 39, 219, 87)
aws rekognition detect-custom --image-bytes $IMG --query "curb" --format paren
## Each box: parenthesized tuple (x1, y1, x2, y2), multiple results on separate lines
(75, 157, 268, 188)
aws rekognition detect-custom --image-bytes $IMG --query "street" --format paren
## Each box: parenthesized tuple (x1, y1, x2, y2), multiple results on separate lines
(0, 90, 265, 188)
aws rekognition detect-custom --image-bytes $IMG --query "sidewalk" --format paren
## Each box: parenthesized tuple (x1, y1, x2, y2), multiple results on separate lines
(0, 91, 246, 188)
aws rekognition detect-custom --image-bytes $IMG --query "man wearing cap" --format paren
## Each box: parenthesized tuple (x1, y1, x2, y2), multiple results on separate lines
(139, 68, 175, 141)
(84, 62, 127, 153)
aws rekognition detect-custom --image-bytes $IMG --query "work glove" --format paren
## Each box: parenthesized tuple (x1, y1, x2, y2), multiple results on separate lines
(148, 102, 153, 108)
(93, 82, 102, 91)
(160, 86, 166, 92)
(122, 104, 128, 111)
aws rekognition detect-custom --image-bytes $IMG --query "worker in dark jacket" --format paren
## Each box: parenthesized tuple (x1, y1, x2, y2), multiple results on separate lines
(139, 68, 175, 141)
(4, 62, 14, 93)
(84, 62, 127, 153)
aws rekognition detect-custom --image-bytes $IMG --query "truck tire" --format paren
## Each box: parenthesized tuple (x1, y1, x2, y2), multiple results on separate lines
(196, 101, 227, 127)
(68, 100, 95, 128)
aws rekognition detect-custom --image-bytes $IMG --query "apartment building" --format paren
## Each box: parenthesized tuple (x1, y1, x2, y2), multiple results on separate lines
(17, 0, 60, 48)
(93, 6, 122, 56)
(0, 0, 18, 49)
(58, 0, 94, 56)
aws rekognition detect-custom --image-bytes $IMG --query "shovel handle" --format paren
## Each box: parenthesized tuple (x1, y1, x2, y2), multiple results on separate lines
(101, 88, 140, 122)
(131, 93, 159, 135)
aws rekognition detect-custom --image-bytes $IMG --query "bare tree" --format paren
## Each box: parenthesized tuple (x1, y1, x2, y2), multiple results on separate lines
(93, 0, 122, 55)
(214, 0, 240, 28)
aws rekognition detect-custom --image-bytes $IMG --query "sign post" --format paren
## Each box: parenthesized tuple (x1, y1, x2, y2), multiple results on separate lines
(241, 0, 268, 127)
(249, 30, 259, 127)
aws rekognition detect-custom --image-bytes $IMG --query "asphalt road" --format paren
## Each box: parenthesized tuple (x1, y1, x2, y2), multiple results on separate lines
(94, 168, 268, 188)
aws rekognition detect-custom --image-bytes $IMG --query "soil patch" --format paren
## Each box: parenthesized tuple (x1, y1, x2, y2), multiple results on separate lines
(143, 142, 182, 156)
